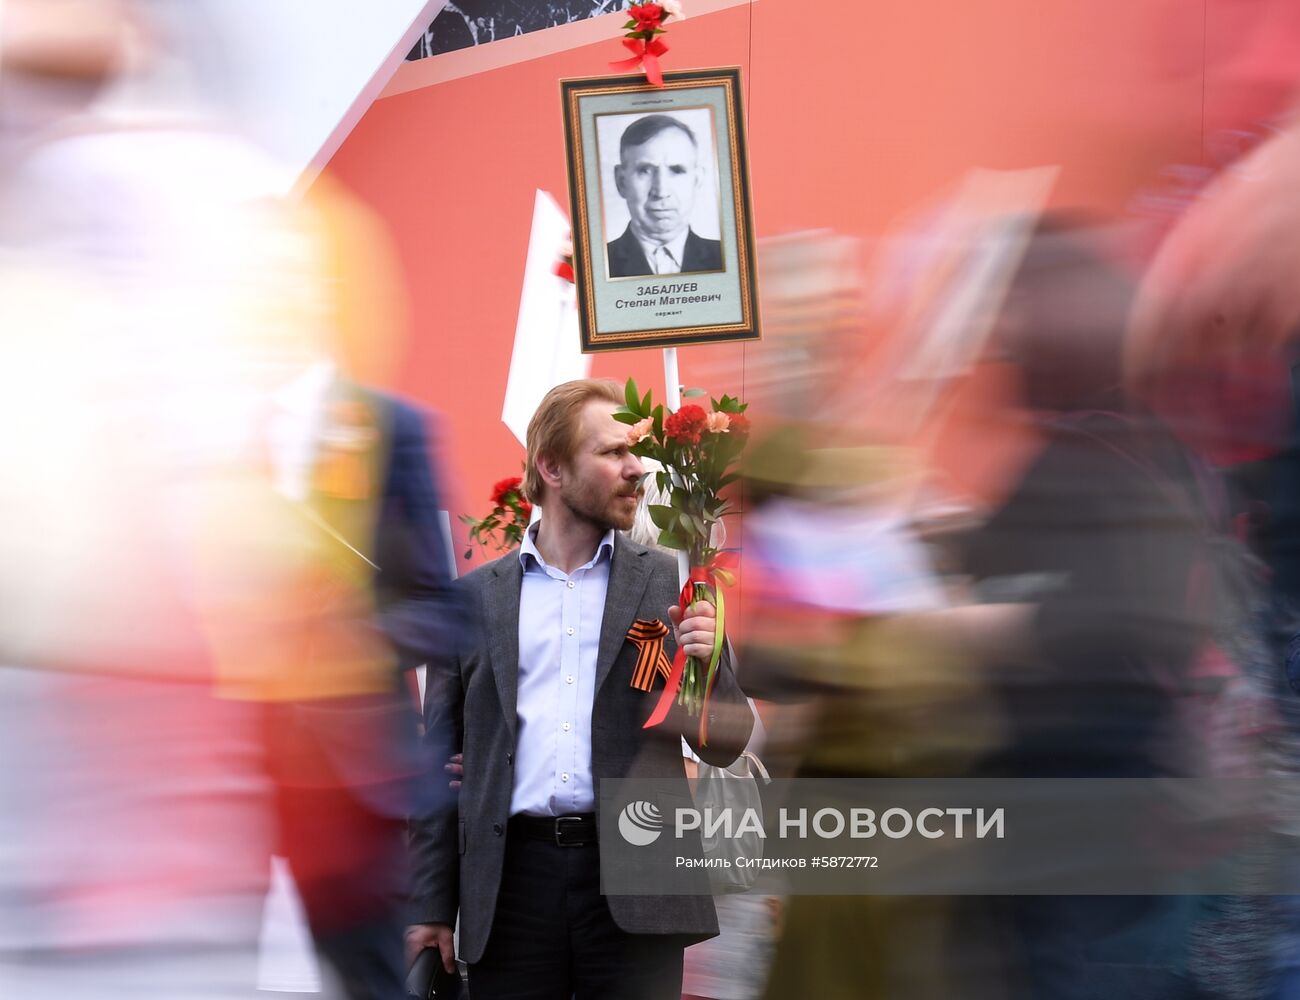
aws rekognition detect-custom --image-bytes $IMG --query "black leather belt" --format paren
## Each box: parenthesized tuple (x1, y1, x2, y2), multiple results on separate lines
(508, 812, 598, 847)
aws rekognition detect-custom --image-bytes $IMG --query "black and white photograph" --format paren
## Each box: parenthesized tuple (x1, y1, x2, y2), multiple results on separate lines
(561, 68, 760, 353)
(596, 108, 724, 280)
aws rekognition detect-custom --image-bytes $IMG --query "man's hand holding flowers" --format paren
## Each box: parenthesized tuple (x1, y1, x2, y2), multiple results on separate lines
(669, 599, 717, 662)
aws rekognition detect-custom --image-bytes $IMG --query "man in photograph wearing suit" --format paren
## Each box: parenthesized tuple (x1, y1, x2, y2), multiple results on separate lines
(607, 115, 724, 278)
(406, 378, 753, 1000)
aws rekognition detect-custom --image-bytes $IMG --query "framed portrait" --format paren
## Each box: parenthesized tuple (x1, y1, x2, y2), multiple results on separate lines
(561, 67, 760, 353)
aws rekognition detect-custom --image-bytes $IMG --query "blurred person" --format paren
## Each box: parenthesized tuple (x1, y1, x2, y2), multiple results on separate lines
(0, 3, 288, 998)
(607, 114, 722, 278)
(241, 326, 462, 998)
(0, 5, 464, 1000)
(1128, 21, 1300, 996)
(931, 222, 1220, 999)
(406, 378, 753, 1000)
(1131, 108, 1300, 1000)
(741, 440, 1008, 1000)
(933, 223, 1220, 1000)
(962, 221, 1209, 780)
(255, 386, 459, 1000)
(187, 174, 465, 1000)
(743, 221, 1226, 1000)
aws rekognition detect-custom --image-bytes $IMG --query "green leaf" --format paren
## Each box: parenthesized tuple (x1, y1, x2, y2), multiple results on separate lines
(648, 504, 677, 530)
(657, 530, 688, 551)
(612, 410, 639, 425)
(625, 377, 640, 413)
(641, 388, 652, 412)
(683, 387, 707, 398)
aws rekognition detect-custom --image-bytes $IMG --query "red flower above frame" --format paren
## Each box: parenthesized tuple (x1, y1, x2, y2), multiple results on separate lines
(629, 3, 665, 30)
(609, 1, 685, 87)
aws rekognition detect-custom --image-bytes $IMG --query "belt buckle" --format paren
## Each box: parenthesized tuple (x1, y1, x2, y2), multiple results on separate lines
(554, 815, 586, 847)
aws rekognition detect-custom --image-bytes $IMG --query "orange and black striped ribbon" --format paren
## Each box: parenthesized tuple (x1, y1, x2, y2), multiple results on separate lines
(627, 618, 672, 692)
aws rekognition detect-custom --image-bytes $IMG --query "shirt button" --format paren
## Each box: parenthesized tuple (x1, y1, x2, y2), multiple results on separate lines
(566, 627, 575, 636)
(567, 581, 575, 589)
(562, 722, 571, 732)
(566, 675, 574, 685)
(492, 823, 503, 836)
(561, 772, 569, 782)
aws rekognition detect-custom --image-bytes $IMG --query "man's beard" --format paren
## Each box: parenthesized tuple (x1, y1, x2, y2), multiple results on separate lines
(561, 480, 639, 533)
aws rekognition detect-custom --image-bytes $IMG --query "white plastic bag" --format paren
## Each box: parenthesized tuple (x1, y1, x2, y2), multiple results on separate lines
(694, 751, 771, 894)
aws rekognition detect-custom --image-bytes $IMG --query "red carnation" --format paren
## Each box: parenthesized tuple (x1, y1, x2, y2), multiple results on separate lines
(728, 413, 751, 438)
(491, 476, 523, 506)
(629, 3, 665, 32)
(664, 404, 708, 445)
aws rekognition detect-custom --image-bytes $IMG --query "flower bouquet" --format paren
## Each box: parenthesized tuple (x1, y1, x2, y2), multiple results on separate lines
(614, 377, 749, 742)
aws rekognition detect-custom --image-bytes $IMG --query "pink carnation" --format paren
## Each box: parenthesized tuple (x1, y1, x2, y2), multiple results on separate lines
(626, 416, 654, 445)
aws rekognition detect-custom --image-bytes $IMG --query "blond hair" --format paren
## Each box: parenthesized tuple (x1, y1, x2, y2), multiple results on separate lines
(524, 379, 623, 503)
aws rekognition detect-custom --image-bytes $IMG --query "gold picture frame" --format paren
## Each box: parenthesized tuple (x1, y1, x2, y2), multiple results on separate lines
(561, 67, 760, 353)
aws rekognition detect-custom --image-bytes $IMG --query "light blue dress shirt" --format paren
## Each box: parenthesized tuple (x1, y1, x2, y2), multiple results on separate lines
(510, 523, 615, 817)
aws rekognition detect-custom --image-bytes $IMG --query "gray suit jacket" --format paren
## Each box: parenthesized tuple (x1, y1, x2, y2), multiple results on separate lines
(410, 534, 753, 963)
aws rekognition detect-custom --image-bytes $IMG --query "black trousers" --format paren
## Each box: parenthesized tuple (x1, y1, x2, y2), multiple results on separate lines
(468, 835, 686, 1000)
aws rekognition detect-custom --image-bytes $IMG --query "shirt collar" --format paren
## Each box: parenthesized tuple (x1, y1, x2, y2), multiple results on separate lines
(633, 228, 690, 275)
(519, 521, 616, 573)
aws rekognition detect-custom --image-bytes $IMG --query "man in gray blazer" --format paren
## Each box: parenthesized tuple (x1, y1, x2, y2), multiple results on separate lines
(406, 378, 753, 999)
